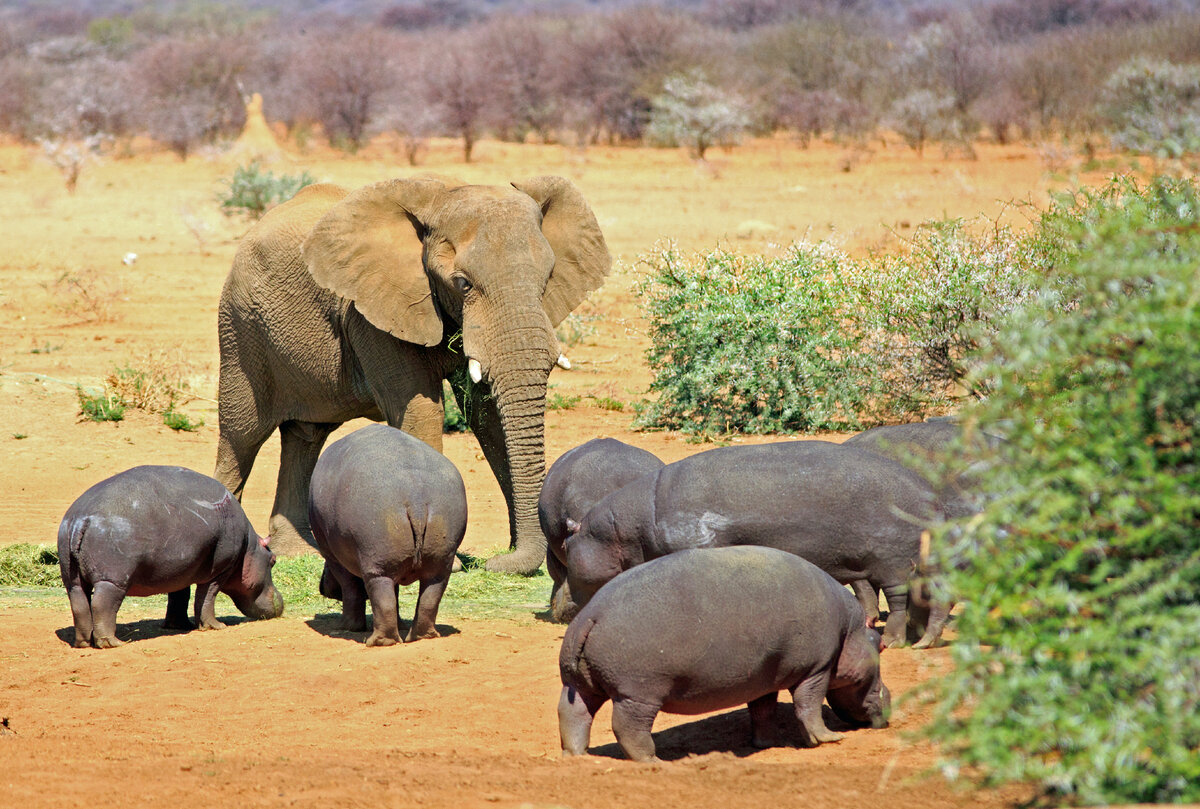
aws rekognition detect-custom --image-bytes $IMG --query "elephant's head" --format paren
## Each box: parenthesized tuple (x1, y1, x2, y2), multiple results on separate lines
(300, 175, 610, 573)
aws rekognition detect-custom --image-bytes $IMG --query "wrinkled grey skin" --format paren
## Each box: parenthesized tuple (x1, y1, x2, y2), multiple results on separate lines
(844, 418, 1000, 647)
(538, 438, 664, 622)
(308, 424, 467, 646)
(565, 440, 940, 647)
(215, 175, 609, 574)
(57, 466, 284, 649)
(558, 546, 890, 762)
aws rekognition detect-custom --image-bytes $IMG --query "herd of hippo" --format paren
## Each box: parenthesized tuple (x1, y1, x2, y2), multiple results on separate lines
(57, 416, 990, 762)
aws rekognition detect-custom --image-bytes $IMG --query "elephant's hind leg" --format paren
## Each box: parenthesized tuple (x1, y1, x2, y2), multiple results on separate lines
(271, 421, 339, 554)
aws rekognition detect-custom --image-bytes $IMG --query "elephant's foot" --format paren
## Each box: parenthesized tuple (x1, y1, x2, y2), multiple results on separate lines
(404, 625, 440, 643)
(485, 547, 545, 575)
(195, 618, 224, 631)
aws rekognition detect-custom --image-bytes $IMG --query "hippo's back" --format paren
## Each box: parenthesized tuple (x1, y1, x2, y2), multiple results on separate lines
(560, 546, 852, 714)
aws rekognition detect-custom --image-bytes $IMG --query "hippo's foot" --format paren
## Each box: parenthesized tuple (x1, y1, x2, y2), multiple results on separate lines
(93, 635, 124, 649)
(365, 631, 400, 647)
(72, 635, 92, 649)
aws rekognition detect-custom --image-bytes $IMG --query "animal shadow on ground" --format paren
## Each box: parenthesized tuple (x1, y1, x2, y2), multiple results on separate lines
(587, 703, 854, 761)
(305, 613, 460, 644)
(53, 615, 249, 647)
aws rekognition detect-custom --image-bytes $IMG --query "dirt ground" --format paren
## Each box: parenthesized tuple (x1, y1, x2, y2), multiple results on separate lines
(0, 130, 1099, 807)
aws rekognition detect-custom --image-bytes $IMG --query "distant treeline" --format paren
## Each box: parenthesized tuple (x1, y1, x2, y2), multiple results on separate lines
(1, 0, 1199, 158)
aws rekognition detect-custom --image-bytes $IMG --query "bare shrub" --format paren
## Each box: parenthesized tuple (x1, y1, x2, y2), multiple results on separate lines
(41, 268, 125, 323)
(889, 90, 955, 154)
(419, 29, 492, 162)
(297, 26, 396, 151)
(477, 16, 562, 143)
(127, 34, 250, 158)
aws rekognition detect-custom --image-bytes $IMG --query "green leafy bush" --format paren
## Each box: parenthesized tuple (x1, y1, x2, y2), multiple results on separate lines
(442, 381, 469, 433)
(635, 228, 1047, 435)
(921, 175, 1200, 805)
(162, 407, 203, 432)
(218, 161, 315, 220)
(860, 219, 1049, 408)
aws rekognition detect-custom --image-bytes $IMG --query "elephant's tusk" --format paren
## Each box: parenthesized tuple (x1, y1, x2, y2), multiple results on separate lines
(556, 354, 572, 370)
(468, 358, 483, 384)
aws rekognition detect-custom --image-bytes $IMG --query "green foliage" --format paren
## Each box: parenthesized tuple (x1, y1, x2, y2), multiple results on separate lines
(1100, 58, 1200, 158)
(218, 162, 315, 220)
(76, 386, 125, 422)
(635, 228, 1045, 435)
(0, 544, 60, 587)
(162, 407, 203, 432)
(861, 219, 1049, 407)
(442, 381, 469, 433)
(588, 395, 625, 412)
(546, 391, 581, 411)
(920, 175, 1200, 805)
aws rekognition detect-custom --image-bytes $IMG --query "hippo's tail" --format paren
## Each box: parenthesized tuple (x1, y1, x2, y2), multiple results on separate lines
(558, 615, 598, 688)
(56, 515, 89, 587)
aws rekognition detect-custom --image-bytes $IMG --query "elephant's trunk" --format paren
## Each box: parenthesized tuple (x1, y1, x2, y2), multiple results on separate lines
(475, 306, 557, 575)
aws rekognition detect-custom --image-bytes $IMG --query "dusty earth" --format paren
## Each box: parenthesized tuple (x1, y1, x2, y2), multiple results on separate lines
(0, 129, 1108, 807)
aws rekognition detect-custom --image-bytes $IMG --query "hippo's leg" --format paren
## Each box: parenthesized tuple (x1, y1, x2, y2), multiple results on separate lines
(364, 576, 402, 647)
(611, 697, 661, 762)
(193, 580, 224, 630)
(747, 692, 779, 749)
(912, 600, 951, 649)
(790, 669, 844, 747)
(65, 583, 94, 648)
(89, 581, 127, 648)
(851, 580, 881, 626)
(405, 574, 448, 643)
(163, 587, 192, 630)
(322, 557, 367, 632)
(558, 685, 606, 757)
(880, 582, 909, 648)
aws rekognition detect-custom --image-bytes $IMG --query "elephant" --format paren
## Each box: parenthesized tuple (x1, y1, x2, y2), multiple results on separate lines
(215, 174, 610, 573)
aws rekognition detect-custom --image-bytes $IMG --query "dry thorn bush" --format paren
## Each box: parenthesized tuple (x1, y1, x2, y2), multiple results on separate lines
(40, 269, 125, 324)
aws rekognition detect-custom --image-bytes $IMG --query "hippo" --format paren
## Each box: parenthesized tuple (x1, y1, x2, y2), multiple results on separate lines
(57, 465, 285, 649)
(538, 438, 664, 621)
(564, 440, 940, 647)
(558, 545, 890, 762)
(308, 424, 466, 646)
(844, 418, 1003, 646)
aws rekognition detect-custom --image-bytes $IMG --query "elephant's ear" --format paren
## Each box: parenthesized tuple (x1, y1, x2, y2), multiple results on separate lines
(511, 176, 611, 327)
(302, 177, 447, 346)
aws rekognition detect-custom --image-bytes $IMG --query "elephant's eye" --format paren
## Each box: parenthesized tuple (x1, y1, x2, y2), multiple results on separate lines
(453, 276, 473, 294)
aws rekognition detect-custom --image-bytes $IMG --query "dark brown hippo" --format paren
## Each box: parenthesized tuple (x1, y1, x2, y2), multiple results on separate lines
(558, 545, 889, 762)
(538, 438, 664, 621)
(58, 465, 284, 649)
(308, 424, 466, 646)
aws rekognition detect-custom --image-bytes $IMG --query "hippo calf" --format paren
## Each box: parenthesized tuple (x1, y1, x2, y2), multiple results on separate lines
(558, 545, 889, 762)
(58, 465, 285, 649)
(538, 438, 664, 621)
(308, 424, 466, 646)
(565, 440, 940, 647)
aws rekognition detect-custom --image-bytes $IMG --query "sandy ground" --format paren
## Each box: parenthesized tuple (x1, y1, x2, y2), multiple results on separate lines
(0, 131, 1100, 807)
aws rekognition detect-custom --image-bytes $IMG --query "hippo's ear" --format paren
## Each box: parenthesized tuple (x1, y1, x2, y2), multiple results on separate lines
(566, 518, 581, 535)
